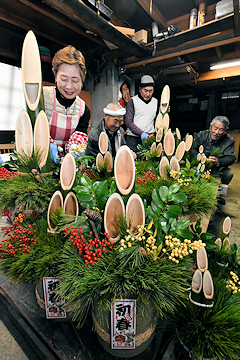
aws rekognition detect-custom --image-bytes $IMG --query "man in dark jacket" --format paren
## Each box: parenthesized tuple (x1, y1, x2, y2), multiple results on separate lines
(86, 103, 136, 160)
(191, 116, 236, 198)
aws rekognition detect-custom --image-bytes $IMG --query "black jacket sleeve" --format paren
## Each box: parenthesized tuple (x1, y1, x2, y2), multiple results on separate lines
(75, 105, 91, 134)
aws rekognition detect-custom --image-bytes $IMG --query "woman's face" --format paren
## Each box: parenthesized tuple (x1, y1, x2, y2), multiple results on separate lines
(55, 63, 82, 99)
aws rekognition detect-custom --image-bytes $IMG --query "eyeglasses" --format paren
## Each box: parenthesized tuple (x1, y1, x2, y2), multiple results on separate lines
(112, 118, 124, 125)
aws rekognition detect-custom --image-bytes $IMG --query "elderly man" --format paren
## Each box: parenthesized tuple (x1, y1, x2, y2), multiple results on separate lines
(125, 75, 159, 153)
(191, 116, 236, 200)
(86, 103, 136, 159)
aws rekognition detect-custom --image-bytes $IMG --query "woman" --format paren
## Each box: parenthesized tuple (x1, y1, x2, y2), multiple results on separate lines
(43, 45, 90, 163)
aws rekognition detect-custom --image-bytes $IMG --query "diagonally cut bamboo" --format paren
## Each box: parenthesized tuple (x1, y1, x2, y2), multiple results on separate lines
(162, 113, 169, 132)
(185, 134, 193, 152)
(163, 130, 175, 156)
(15, 109, 33, 157)
(156, 143, 162, 157)
(60, 153, 76, 191)
(160, 85, 170, 114)
(98, 131, 108, 154)
(191, 269, 203, 294)
(202, 270, 214, 300)
(63, 191, 79, 220)
(175, 141, 185, 161)
(104, 193, 125, 243)
(47, 190, 63, 232)
(197, 247, 208, 272)
(222, 216, 231, 236)
(21, 30, 42, 112)
(104, 151, 113, 172)
(114, 145, 135, 195)
(156, 127, 163, 142)
(175, 128, 181, 140)
(126, 193, 145, 234)
(96, 153, 104, 171)
(159, 156, 169, 179)
(155, 114, 163, 132)
(33, 110, 50, 169)
(170, 156, 180, 172)
(150, 142, 156, 154)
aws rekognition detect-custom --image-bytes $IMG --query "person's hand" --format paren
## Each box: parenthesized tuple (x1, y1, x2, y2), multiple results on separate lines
(69, 144, 85, 159)
(141, 132, 148, 141)
(50, 143, 58, 164)
(209, 156, 219, 166)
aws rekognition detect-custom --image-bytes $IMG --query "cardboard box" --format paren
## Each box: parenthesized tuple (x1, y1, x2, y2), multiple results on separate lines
(132, 29, 148, 44)
(216, 0, 240, 19)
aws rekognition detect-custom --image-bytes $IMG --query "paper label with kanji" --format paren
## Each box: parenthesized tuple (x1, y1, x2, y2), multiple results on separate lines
(111, 299, 136, 349)
(43, 277, 66, 319)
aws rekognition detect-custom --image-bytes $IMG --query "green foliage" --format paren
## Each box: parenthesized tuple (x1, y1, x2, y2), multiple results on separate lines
(173, 280, 240, 360)
(74, 173, 116, 211)
(12, 148, 46, 173)
(146, 183, 193, 242)
(0, 217, 65, 283)
(59, 239, 193, 327)
(0, 174, 60, 211)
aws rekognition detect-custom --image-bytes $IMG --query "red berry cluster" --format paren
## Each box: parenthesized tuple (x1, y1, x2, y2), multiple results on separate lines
(137, 171, 157, 184)
(63, 226, 113, 265)
(83, 168, 94, 179)
(0, 223, 39, 258)
(0, 167, 18, 179)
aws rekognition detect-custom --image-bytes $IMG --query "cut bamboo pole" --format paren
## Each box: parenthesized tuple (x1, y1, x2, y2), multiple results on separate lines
(63, 191, 79, 220)
(197, 247, 208, 272)
(60, 153, 76, 191)
(33, 110, 50, 170)
(114, 145, 135, 195)
(98, 131, 108, 154)
(126, 193, 145, 234)
(15, 109, 33, 157)
(159, 156, 169, 179)
(160, 85, 170, 114)
(47, 190, 63, 232)
(104, 193, 125, 243)
(163, 130, 175, 156)
(203, 270, 214, 300)
(104, 151, 113, 172)
(175, 141, 185, 161)
(170, 156, 180, 172)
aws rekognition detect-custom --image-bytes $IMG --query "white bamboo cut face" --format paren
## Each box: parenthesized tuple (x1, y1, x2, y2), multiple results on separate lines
(156, 127, 163, 142)
(163, 130, 175, 156)
(159, 156, 169, 179)
(222, 237, 230, 251)
(215, 238, 222, 250)
(223, 216, 231, 235)
(60, 153, 76, 190)
(47, 190, 63, 231)
(15, 109, 33, 157)
(160, 85, 170, 114)
(98, 131, 108, 154)
(63, 192, 79, 218)
(176, 128, 181, 140)
(203, 270, 214, 300)
(150, 142, 156, 154)
(21, 30, 42, 111)
(175, 141, 185, 161)
(126, 194, 145, 234)
(155, 113, 163, 131)
(156, 143, 162, 157)
(33, 110, 50, 168)
(162, 113, 169, 132)
(197, 247, 208, 272)
(199, 145, 204, 153)
(114, 145, 135, 195)
(170, 156, 180, 172)
(104, 151, 113, 172)
(104, 193, 125, 242)
(191, 269, 202, 294)
(185, 134, 193, 151)
(96, 153, 104, 171)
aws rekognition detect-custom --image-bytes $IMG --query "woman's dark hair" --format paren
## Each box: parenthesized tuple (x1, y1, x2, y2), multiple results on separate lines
(120, 81, 130, 94)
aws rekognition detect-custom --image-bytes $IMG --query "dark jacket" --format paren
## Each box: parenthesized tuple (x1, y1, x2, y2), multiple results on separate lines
(191, 129, 236, 168)
(85, 119, 127, 159)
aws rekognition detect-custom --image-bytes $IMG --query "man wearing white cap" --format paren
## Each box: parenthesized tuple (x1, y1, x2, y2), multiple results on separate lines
(86, 103, 136, 159)
(125, 74, 159, 153)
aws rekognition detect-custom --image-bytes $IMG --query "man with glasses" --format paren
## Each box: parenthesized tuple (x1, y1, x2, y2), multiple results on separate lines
(86, 103, 136, 159)
(191, 116, 236, 203)
(125, 75, 159, 153)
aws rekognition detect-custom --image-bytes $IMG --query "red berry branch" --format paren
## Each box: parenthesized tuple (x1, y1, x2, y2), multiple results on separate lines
(137, 170, 157, 184)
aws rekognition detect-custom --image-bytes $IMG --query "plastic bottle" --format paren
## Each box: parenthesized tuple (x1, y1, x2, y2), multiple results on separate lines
(189, 8, 197, 29)
(197, 2, 205, 26)
(151, 22, 159, 38)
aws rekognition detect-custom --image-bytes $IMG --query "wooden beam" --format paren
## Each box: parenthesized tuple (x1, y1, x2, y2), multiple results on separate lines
(126, 32, 240, 70)
(233, 0, 240, 36)
(42, 0, 150, 58)
(137, 0, 167, 29)
(195, 65, 240, 82)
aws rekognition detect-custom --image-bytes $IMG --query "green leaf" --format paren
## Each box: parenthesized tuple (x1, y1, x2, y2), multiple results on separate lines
(162, 224, 170, 233)
(152, 188, 163, 208)
(159, 186, 168, 202)
(203, 239, 218, 250)
(171, 192, 187, 203)
(73, 185, 89, 194)
(201, 232, 215, 241)
(80, 174, 92, 188)
(166, 204, 182, 216)
(176, 229, 193, 240)
(168, 183, 180, 195)
(177, 220, 190, 230)
(151, 200, 159, 213)
(163, 211, 178, 220)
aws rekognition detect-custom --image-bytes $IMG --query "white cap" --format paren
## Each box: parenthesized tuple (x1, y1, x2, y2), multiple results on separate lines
(140, 75, 155, 87)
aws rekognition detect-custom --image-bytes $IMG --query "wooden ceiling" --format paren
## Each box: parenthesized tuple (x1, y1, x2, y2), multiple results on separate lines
(1, 0, 240, 95)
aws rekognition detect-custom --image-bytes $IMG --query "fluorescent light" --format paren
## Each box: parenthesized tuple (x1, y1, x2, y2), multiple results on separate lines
(210, 59, 240, 70)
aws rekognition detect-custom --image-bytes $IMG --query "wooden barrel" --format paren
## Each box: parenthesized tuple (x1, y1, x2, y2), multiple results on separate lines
(92, 296, 159, 358)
